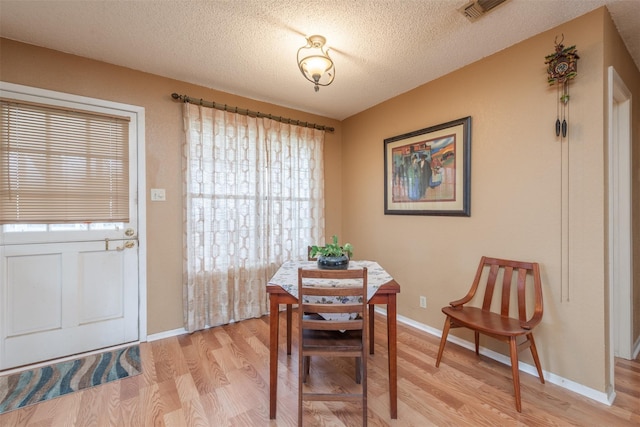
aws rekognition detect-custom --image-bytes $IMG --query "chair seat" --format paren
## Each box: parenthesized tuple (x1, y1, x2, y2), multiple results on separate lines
(442, 306, 529, 337)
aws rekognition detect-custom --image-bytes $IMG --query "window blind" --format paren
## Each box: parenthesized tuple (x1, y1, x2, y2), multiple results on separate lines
(0, 99, 130, 224)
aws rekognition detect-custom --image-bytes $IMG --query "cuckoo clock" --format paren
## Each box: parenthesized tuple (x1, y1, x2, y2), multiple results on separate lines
(545, 35, 579, 139)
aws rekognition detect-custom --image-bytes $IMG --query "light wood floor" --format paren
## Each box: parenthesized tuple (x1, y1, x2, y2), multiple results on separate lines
(1, 311, 638, 426)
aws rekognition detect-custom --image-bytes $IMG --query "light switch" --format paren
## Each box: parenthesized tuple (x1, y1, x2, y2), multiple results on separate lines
(150, 188, 166, 201)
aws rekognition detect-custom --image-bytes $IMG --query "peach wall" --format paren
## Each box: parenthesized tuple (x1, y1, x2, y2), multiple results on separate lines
(0, 38, 343, 334)
(341, 7, 639, 393)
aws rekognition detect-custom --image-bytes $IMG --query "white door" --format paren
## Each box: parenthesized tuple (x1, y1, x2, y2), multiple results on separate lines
(0, 235, 139, 369)
(606, 67, 633, 397)
(0, 82, 145, 370)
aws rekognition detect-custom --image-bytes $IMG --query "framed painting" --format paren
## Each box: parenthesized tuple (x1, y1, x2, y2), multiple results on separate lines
(384, 116, 471, 216)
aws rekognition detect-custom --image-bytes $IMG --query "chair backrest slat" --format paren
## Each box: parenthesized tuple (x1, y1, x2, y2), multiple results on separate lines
(482, 264, 500, 310)
(302, 287, 363, 297)
(475, 257, 542, 323)
(500, 266, 514, 316)
(301, 269, 365, 279)
(517, 267, 528, 321)
(303, 303, 362, 313)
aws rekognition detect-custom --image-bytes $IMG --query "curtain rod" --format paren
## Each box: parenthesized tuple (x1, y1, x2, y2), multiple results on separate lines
(171, 93, 334, 133)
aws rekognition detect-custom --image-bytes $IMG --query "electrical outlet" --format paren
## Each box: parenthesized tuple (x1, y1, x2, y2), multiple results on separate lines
(419, 296, 427, 308)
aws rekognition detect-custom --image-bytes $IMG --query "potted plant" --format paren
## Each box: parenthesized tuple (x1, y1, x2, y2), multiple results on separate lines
(309, 235, 353, 270)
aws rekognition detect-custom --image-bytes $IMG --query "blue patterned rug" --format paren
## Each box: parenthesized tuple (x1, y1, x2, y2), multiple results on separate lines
(0, 345, 141, 414)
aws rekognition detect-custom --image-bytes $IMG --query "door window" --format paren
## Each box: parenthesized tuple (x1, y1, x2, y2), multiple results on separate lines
(1, 99, 130, 225)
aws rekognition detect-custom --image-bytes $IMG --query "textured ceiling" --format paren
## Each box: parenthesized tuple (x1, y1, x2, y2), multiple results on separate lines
(1, 0, 638, 120)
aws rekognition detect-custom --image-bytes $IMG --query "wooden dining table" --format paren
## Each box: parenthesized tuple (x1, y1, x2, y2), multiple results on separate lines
(266, 260, 400, 419)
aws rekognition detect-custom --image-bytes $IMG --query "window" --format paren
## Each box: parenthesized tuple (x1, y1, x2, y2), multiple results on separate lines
(0, 99, 130, 225)
(182, 103, 325, 329)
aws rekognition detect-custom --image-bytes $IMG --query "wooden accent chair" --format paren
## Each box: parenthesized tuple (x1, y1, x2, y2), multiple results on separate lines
(435, 256, 544, 412)
(297, 267, 368, 426)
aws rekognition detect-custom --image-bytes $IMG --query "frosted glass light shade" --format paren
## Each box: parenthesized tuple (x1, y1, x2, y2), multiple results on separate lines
(297, 35, 335, 92)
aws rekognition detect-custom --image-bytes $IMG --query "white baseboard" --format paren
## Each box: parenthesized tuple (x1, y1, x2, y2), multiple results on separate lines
(147, 327, 187, 342)
(375, 307, 613, 406)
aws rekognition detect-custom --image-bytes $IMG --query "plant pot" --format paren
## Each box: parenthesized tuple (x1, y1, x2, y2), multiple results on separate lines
(317, 255, 350, 270)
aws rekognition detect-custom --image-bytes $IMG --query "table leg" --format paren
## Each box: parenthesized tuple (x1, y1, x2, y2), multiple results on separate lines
(387, 294, 398, 419)
(269, 297, 279, 419)
(286, 304, 292, 355)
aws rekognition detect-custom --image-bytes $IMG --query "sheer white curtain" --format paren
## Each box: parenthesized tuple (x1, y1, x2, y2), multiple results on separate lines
(182, 103, 325, 332)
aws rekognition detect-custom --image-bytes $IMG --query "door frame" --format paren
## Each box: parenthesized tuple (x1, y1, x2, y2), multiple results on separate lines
(0, 81, 147, 352)
(607, 66, 633, 393)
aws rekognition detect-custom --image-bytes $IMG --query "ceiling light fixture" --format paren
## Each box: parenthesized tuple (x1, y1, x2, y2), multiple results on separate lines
(297, 35, 335, 92)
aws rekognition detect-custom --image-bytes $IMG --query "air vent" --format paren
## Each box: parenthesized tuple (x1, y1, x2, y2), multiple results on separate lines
(460, 0, 509, 22)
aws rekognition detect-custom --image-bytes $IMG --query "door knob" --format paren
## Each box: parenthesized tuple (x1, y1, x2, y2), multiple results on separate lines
(116, 240, 136, 251)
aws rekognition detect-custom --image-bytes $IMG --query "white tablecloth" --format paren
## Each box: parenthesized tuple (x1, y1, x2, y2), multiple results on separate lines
(267, 260, 393, 303)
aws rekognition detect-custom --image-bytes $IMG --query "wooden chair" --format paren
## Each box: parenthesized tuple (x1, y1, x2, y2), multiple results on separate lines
(435, 256, 544, 412)
(306, 244, 375, 355)
(285, 247, 319, 355)
(298, 267, 368, 426)
(307, 245, 317, 261)
(308, 245, 376, 355)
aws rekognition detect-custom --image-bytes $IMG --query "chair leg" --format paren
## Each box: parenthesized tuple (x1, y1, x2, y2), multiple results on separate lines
(508, 337, 522, 412)
(303, 356, 310, 383)
(474, 331, 480, 355)
(286, 304, 292, 355)
(355, 357, 362, 384)
(362, 345, 368, 426)
(527, 333, 545, 384)
(435, 317, 452, 367)
(369, 304, 375, 354)
(363, 371, 368, 427)
(298, 349, 304, 425)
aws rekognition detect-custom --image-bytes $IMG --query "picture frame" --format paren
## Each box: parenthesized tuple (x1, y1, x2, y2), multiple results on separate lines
(384, 116, 471, 216)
